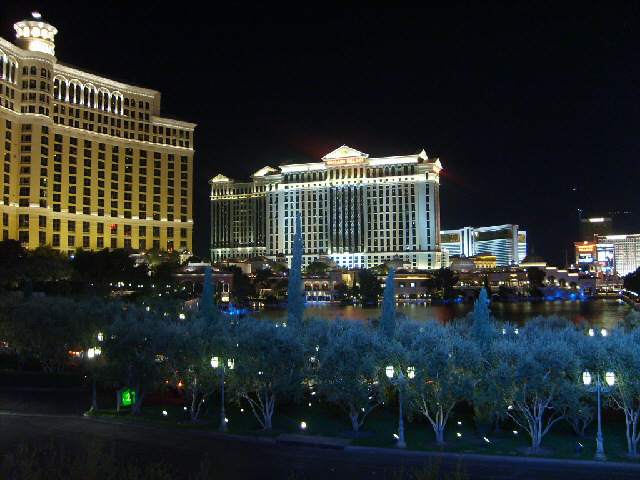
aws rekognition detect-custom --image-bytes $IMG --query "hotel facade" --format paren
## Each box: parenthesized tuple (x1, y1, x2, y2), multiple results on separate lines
(210, 146, 444, 270)
(0, 14, 195, 254)
(440, 224, 527, 266)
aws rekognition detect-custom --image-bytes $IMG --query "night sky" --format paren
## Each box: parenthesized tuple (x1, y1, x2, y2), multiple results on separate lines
(4, 3, 639, 265)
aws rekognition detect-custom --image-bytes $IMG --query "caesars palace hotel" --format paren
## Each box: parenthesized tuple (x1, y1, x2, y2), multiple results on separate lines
(210, 146, 444, 270)
(0, 14, 194, 254)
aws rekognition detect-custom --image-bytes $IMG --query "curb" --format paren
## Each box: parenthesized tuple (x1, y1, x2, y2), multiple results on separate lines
(81, 414, 640, 471)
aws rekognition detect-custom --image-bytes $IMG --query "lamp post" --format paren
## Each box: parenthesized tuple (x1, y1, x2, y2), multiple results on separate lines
(583, 370, 615, 460)
(211, 356, 234, 432)
(386, 365, 415, 448)
(87, 346, 101, 411)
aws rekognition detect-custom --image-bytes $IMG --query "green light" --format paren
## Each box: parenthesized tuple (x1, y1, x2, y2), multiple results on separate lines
(120, 389, 135, 406)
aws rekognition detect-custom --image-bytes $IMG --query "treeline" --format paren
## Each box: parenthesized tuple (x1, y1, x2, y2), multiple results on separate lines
(2, 289, 640, 456)
(0, 240, 188, 295)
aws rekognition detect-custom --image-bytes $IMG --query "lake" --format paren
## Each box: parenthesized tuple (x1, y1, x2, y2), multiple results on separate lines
(255, 298, 634, 330)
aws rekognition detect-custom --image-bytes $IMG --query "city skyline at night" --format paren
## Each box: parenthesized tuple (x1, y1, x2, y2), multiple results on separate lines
(2, 3, 638, 265)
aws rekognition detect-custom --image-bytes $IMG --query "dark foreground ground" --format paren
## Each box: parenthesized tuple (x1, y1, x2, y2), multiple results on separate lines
(1, 389, 640, 480)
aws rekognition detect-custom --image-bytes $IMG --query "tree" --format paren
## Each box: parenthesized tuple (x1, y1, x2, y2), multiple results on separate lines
(199, 264, 216, 321)
(472, 287, 491, 348)
(380, 268, 396, 339)
(624, 267, 640, 295)
(72, 248, 147, 288)
(357, 269, 383, 305)
(406, 322, 480, 446)
(0, 239, 25, 288)
(304, 261, 330, 276)
(471, 287, 496, 435)
(335, 281, 350, 302)
(24, 246, 72, 283)
(103, 308, 174, 415)
(527, 267, 545, 288)
(502, 328, 578, 453)
(170, 317, 230, 421)
(432, 268, 458, 300)
(0, 296, 86, 372)
(606, 329, 640, 457)
(287, 212, 305, 328)
(232, 318, 303, 430)
(315, 321, 386, 432)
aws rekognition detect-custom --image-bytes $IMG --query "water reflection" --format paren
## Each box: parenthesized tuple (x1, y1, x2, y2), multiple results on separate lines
(255, 299, 633, 330)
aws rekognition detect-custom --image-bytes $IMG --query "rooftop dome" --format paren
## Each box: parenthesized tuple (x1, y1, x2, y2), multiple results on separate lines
(521, 253, 546, 265)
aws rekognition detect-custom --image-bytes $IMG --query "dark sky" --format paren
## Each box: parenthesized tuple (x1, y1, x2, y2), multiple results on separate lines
(4, 3, 639, 265)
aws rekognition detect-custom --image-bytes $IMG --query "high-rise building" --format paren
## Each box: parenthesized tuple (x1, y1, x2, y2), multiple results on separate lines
(0, 13, 195, 254)
(597, 234, 640, 277)
(580, 217, 613, 241)
(440, 224, 526, 266)
(210, 145, 444, 270)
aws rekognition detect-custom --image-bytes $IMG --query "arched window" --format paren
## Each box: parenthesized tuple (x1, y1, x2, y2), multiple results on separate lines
(97, 91, 103, 110)
(30, 66, 36, 75)
(75, 84, 82, 104)
(110, 94, 116, 112)
(68, 83, 75, 103)
(83, 87, 89, 106)
(23, 66, 28, 75)
(40, 67, 47, 78)
(53, 78, 60, 99)
(60, 81, 67, 101)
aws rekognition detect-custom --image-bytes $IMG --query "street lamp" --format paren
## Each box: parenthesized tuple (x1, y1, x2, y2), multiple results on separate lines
(211, 356, 234, 432)
(87, 346, 101, 412)
(583, 370, 615, 460)
(386, 365, 415, 448)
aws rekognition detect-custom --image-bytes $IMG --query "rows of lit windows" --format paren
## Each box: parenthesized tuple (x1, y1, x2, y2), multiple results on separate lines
(281, 165, 418, 185)
(14, 213, 188, 249)
(0, 52, 18, 83)
(49, 76, 192, 146)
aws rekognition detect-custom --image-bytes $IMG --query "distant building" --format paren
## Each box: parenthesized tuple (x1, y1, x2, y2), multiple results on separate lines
(171, 263, 233, 302)
(0, 13, 195, 253)
(580, 217, 613, 242)
(597, 234, 640, 277)
(441, 224, 526, 266)
(210, 145, 444, 270)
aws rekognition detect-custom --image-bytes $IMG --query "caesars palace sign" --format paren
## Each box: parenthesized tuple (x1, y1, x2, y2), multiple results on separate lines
(324, 157, 367, 166)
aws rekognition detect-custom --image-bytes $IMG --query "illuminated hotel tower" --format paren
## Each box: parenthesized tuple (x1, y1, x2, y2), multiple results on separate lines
(210, 146, 444, 270)
(0, 13, 195, 254)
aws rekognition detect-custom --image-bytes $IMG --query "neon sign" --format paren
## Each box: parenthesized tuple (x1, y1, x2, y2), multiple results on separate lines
(324, 157, 366, 166)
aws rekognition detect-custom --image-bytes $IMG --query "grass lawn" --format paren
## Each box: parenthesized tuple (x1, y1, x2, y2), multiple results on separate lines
(95, 389, 640, 464)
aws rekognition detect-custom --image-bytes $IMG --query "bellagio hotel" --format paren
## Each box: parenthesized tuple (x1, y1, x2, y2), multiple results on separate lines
(0, 14, 194, 254)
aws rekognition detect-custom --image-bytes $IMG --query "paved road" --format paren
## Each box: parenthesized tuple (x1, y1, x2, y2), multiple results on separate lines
(1, 390, 640, 479)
